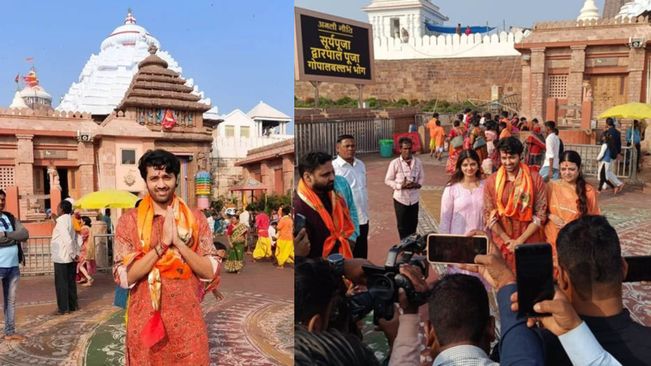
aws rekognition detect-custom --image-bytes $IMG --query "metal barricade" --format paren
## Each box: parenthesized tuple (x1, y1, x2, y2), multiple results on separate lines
(295, 118, 394, 161)
(94, 233, 114, 271)
(565, 144, 638, 181)
(21, 236, 54, 275)
(20, 233, 114, 276)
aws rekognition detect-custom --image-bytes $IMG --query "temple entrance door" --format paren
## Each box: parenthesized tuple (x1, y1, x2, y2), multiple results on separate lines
(41, 167, 69, 210)
(590, 74, 628, 118)
(175, 157, 189, 203)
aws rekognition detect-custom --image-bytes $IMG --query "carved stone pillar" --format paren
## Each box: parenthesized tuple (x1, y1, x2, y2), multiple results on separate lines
(15, 135, 34, 220)
(530, 48, 547, 120)
(568, 45, 587, 110)
(628, 47, 645, 102)
(77, 140, 95, 197)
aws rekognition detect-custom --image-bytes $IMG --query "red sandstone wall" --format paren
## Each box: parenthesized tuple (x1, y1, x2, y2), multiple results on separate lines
(295, 56, 522, 103)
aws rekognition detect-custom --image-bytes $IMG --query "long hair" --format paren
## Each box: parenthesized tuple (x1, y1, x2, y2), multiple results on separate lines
(561, 150, 588, 216)
(447, 149, 481, 186)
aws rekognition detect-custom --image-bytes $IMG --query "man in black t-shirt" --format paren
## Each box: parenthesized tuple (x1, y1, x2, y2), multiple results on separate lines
(542, 215, 651, 365)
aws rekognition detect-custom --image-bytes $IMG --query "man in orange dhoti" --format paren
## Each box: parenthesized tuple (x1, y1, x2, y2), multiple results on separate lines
(483, 137, 548, 270)
(113, 149, 220, 365)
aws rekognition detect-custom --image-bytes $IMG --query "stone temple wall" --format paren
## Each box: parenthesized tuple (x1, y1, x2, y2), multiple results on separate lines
(295, 56, 522, 104)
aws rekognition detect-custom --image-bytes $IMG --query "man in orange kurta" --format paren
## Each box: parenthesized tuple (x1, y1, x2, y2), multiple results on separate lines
(483, 137, 547, 270)
(113, 149, 219, 365)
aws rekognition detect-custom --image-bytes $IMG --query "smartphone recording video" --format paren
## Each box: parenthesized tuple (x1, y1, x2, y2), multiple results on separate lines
(515, 243, 554, 318)
(426, 234, 488, 264)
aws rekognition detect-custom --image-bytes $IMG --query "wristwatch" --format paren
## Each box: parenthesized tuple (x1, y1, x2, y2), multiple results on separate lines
(327, 253, 345, 278)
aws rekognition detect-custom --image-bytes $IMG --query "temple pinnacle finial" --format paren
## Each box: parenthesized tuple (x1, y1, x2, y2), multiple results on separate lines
(148, 43, 158, 55)
(125, 8, 137, 24)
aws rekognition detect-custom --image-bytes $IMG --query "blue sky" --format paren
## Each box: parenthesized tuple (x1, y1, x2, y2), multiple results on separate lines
(295, 0, 607, 29)
(0, 1, 293, 121)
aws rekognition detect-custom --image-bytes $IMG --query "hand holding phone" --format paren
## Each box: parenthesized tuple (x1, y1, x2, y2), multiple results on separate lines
(426, 233, 488, 265)
(515, 243, 554, 318)
(510, 289, 582, 336)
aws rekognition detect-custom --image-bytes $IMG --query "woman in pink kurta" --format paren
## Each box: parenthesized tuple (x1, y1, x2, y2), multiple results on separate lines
(440, 149, 486, 234)
(113, 207, 218, 366)
(439, 149, 489, 286)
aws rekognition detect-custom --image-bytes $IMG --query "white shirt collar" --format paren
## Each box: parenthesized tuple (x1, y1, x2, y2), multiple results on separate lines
(334, 155, 357, 167)
(433, 344, 493, 366)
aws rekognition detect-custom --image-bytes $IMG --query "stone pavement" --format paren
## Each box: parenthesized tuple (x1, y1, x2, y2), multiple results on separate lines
(0, 256, 293, 365)
(363, 152, 650, 326)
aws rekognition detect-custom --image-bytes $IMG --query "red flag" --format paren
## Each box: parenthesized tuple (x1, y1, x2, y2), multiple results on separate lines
(25, 57, 33, 63)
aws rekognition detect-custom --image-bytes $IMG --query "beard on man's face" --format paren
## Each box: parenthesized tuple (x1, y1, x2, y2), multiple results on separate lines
(313, 180, 334, 193)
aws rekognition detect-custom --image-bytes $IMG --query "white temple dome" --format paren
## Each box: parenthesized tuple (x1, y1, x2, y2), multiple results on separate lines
(9, 91, 28, 109)
(19, 85, 52, 100)
(57, 9, 211, 115)
(577, 0, 600, 21)
(100, 10, 160, 51)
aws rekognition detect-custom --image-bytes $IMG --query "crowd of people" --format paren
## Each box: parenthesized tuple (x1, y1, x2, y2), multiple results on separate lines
(205, 202, 295, 273)
(293, 111, 650, 365)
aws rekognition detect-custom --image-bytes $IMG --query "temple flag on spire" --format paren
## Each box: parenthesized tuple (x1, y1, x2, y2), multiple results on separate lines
(25, 57, 33, 63)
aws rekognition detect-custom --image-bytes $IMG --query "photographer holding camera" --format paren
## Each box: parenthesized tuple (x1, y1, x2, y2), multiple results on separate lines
(295, 248, 432, 365)
(387, 229, 624, 366)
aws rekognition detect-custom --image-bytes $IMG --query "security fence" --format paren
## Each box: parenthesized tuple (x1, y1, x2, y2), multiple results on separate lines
(295, 117, 394, 161)
(21, 234, 114, 276)
(565, 144, 638, 182)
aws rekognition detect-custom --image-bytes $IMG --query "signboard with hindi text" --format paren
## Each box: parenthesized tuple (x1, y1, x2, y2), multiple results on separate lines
(295, 7, 374, 84)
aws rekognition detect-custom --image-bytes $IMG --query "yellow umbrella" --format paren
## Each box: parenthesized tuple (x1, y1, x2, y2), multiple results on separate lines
(597, 102, 651, 120)
(74, 189, 139, 209)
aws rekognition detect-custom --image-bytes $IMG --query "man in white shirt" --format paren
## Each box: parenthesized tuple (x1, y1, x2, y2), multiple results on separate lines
(332, 134, 370, 258)
(51, 199, 79, 315)
(540, 120, 560, 181)
(384, 137, 424, 240)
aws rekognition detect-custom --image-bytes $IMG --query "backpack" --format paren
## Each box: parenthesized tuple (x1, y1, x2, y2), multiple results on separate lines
(0, 212, 24, 266)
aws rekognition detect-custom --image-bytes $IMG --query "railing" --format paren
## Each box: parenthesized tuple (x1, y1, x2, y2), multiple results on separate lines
(21, 236, 53, 275)
(295, 118, 394, 161)
(21, 234, 114, 276)
(565, 144, 638, 182)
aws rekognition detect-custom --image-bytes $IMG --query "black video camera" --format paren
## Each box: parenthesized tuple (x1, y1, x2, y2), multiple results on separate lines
(350, 234, 431, 324)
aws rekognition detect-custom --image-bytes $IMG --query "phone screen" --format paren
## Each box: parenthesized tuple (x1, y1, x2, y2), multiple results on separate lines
(426, 234, 488, 264)
(515, 244, 554, 318)
(293, 213, 306, 237)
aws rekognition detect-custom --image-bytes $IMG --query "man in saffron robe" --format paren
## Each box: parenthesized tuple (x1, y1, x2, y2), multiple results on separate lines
(483, 137, 548, 270)
(113, 149, 220, 365)
(293, 151, 355, 259)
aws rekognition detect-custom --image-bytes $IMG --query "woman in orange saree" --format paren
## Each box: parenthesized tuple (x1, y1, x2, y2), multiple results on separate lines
(544, 150, 600, 266)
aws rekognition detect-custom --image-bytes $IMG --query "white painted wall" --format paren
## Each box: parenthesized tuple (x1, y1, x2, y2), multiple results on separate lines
(373, 31, 528, 60)
(368, 9, 445, 39)
(212, 109, 291, 159)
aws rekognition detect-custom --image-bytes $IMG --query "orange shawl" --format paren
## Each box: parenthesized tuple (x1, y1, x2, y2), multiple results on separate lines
(495, 163, 534, 222)
(297, 179, 354, 259)
(122, 194, 200, 348)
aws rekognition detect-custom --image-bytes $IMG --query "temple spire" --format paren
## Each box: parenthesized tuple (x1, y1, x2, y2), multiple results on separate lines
(578, 0, 601, 21)
(125, 8, 136, 24)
